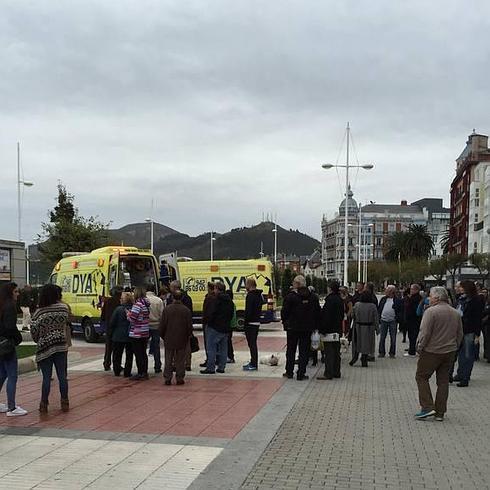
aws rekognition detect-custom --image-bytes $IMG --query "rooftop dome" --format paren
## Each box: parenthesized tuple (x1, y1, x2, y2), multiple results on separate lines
(339, 185, 359, 216)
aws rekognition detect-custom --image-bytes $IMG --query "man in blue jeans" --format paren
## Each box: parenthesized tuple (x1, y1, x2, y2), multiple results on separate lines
(378, 285, 403, 358)
(201, 282, 234, 374)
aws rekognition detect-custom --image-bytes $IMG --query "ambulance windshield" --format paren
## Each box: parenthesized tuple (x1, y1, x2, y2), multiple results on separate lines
(118, 257, 157, 289)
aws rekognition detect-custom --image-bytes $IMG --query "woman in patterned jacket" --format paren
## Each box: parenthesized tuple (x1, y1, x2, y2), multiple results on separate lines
(31, 284, 70, 413)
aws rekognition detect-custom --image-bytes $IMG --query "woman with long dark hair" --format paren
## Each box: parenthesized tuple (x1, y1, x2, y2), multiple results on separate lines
(31, 284, 70, 413)
(453, 280, 483, 387)
(0, 282, 27, 416)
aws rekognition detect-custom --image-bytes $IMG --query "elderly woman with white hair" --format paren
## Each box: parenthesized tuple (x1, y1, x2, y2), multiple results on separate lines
(281, 275, 321, 380)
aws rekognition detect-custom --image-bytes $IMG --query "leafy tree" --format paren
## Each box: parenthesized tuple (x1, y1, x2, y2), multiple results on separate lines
(446, 253, 467, 290)
(439, 229, 450, 255)
(404, 224, 434, 260)
(400, 259, 429, 286)
(37, 183, 110, 263)
(429, 256, 448, 285)
(281, 268, 293, 298)
(384, 225, 434, 262)
(469, 253, 490, 285)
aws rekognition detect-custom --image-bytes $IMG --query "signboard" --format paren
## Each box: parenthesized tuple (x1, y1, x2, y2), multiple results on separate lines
(0, 248, 11, 281)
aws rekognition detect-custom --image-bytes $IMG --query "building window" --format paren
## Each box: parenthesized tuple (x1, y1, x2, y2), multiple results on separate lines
(474, 242, 478, 252)
(389, 223, 395, 231)
(475, 213, 479, 223)
(476, 188, 480, 197)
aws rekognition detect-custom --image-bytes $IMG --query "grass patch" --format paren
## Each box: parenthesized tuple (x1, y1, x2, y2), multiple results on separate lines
(16, 344, 37, 359)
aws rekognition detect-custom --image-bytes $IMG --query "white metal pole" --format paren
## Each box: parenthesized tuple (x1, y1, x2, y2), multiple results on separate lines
(210, 231, 214, 261)
(17, 142, 21, 242)
(274, 224, 278, 264)
(150, 220, 154, 254)
(357, 203, 362, 283)
(343, 123, 350, 286)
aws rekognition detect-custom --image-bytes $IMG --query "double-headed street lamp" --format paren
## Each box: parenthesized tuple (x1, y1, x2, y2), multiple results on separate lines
(321, 123, 374, 286)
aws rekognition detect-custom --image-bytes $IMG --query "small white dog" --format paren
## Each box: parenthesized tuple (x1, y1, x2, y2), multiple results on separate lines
(259, 354, 280, 366)
(340, 336, 350, 353)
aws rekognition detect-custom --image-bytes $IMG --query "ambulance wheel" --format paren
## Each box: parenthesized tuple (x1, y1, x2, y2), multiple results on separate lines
(83, 319, 98, 343)
(236, 315, 245, 331)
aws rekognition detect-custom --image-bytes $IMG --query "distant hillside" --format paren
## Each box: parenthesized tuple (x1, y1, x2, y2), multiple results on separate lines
(154, 222, 320, 260)
(108, 222, 183, 248)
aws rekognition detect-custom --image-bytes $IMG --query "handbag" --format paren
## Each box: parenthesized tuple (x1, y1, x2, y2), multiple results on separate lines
(189, 334, 200, 353)
(0, 336, 15, 359)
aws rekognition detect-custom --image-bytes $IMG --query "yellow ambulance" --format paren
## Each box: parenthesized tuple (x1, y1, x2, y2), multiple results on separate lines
(160, 254, 276, 328)
(50, 246, 159, 342)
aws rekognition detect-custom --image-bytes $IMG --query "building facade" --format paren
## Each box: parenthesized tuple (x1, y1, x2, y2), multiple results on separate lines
(0, 239, 27, 287)
(449, 131, 490, 256)
(322, 192, 449, 281)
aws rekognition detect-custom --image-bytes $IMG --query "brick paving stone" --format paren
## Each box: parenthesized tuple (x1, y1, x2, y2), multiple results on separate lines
(241, 338, 490, 490)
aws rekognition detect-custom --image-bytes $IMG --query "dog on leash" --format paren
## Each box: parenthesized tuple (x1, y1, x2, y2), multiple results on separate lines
(259, 354, 280, 366)
(340, 336, 350, 353)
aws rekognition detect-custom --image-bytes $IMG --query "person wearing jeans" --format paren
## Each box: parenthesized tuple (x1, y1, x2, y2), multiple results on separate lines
(378, 286, 403, 358)
(454, 281, 483, 387)
(243, 279, 265, 371)
(404, 284, 422, 357)
(110, 292, 134, 377)
(146, 285, 163, 373)
(30, 284, 70, 413)
(200, 282, 234, 375)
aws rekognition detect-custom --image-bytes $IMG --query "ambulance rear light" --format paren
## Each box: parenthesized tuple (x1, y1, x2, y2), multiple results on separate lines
(257, 264, 266, 271)
(210, 265, 219, 272)
(97, 258, 104, 267)
(55, 263, 61, 271)
(72, 261, 79, 269)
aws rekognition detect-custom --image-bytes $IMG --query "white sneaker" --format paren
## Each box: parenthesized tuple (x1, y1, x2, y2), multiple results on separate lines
(404, 353, 415, 357)
(0, 403, 8, 413)
(6, 406, 28, 417)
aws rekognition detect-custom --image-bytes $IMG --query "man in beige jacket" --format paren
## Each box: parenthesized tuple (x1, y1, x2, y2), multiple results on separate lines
(415, 286, 463, 421)
(146, 284, 164, 373)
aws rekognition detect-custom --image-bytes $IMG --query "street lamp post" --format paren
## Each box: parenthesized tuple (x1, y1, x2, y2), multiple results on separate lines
(210, 231, 216, 261)
(357, 203, 362, 282)
(17, 142, 34, 284)
(272, 223, 278, 264)
(363, 224, 374, 283)
(145, 217, 154, 253)
(322, 123, 374, 286)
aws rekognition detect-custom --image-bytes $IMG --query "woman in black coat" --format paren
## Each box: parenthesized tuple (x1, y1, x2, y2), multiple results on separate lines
(0, 282, 27, 416)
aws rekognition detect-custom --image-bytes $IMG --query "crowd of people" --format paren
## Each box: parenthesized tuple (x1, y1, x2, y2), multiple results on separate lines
(280, 275, 489, 420)
(1, 274, 488, 422)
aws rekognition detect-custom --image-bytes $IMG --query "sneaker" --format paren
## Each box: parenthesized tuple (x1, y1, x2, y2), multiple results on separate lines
(243, 365, 258, 371)
(403, 353, 416, 357)
(199, 361, 208, 368)
(389, 354, 396, 359)
(282, 372, 293, 379)
(452, 376, 462, 382)
(7, 407, 28, 417)
(176, 380, 185, 385)
(0, 403, 8, 413)
(200, 369, 215, 374)
(415, 409, 436, 419)
(435, 414, 444, 421)
(155, 369, 162, 374)
(216, 368, 225, 374)
(378, 354, 385, 358)
(242, 363, 251, 369)
(297, 375, 309, 381)
(456, 381, 469, 387)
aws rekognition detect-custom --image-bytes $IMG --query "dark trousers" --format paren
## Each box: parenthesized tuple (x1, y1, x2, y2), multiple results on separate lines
(39, 352, 68, 403)
(285, 330, 310, 377)
(104, 335, 113, 369)
(227, 331, 235, 361)
(456, 333, 476, 382)
(245, 325, 259, 367)
(324, 341, 341, 378)
(148, 329, 162, 371)
(131, 338, 148, 376)
(164, 347, 187, 382)
(407, 322, 420, 356)
(416, 351, 454, 415)
(484, 323, 490, 361)
(112, 341, 133, 376)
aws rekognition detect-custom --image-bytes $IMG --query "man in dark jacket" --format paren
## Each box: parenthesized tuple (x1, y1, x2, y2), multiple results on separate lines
(200, 282, 217, 368)
(110, 291, 134, 377)
(404, 284, 422, 357)
(281, 275, 321, 380)
(101, 286, 123, 371)
(201, 282, 234, 374)
(243, 278, 265, 372)
(160, 291, 193, 385)
(378, 285, 403, 358)
(317, 281, 345, 380)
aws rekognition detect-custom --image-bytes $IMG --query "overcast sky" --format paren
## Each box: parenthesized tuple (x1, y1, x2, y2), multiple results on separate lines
(1, 0, 489, 245)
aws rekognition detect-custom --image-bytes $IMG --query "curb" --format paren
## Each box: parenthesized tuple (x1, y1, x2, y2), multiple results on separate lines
(18, 351, 82, 375)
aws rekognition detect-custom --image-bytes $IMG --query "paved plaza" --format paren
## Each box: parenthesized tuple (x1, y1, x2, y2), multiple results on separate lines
(1, 329, 489, 489)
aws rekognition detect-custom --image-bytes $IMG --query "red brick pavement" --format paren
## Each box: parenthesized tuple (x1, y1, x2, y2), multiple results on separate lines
(1, 372, 283, 439)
